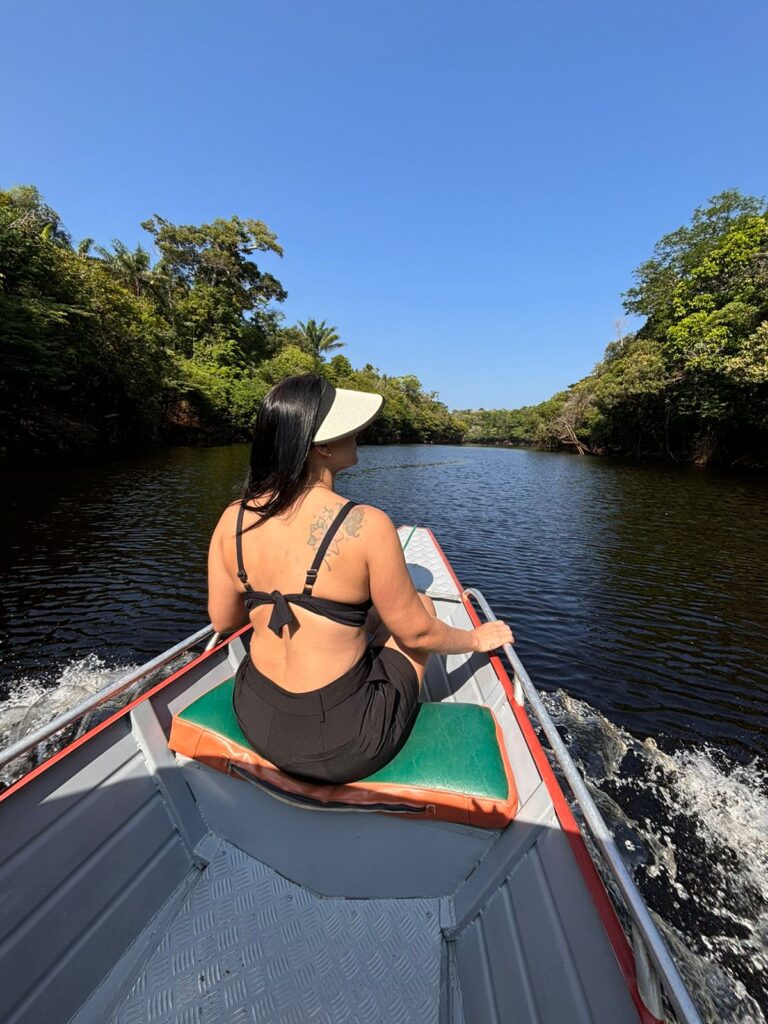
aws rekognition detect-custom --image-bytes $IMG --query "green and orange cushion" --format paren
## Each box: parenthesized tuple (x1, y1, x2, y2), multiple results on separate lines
(169, 678, 518, 828)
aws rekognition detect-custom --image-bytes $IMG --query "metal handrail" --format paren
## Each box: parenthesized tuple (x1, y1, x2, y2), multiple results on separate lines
(464, 587, 703, 1024)
(0, 624, 216, 771)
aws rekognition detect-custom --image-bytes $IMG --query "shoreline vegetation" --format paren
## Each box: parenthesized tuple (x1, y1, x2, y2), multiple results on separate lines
(458, 191, 768, 468)
(0, 186, 462, 460)
(1, 187, 766, 467)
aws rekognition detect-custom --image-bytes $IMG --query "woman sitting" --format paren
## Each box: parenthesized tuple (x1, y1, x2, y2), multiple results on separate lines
(207, 374, 513, 784)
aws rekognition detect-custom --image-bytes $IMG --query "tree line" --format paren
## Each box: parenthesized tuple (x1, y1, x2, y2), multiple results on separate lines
(4, 186, 766, 465)
(458, 191, 768, 466)
(0, 185, 463, 458)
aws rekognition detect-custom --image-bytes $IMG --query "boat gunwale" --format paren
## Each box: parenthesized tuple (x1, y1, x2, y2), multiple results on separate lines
(2, 526, 691, 1024)
(0, 628, 248, 805)
(424, 526, 662, 1024)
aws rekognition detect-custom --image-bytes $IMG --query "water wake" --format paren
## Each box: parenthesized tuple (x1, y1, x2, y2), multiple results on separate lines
(542, 689, 767, 1023)
(1, 657, 765, 1019)
(0, 652, 194, 789)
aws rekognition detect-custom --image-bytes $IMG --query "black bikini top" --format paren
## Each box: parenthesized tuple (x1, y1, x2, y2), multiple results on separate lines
(235, 499, 373, 637)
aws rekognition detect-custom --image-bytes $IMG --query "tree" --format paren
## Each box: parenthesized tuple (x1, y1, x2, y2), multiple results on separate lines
(623, 190, 767, 337)
(0, 185, 71, 246)
(141, 214, 286, 357)
(0, 186, 84, 401)
(295, 318, 346, 361)
(94, 239, 153, 297)
(499, 190, 768, 464)
(326, 354, 354, 383)
(0, 185, 173, 454)
(0, 185, 474, 456)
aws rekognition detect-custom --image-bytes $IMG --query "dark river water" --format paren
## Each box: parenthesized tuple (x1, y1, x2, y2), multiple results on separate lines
(1, 444, 766, 1021)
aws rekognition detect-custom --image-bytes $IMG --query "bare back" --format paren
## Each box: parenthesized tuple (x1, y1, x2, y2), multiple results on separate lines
(210, 491, 371, 691)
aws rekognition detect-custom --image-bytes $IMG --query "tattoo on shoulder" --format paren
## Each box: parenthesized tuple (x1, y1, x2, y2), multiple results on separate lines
(344, 506, 365, 538)
(307, 507, 333, 553)
(305, 503, 365, 571)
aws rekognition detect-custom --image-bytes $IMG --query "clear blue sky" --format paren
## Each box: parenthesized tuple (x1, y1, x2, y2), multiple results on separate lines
(2, 0, 767, 409)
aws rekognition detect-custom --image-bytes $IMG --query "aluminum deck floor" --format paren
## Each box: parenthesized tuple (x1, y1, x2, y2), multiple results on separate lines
(113, 840, 444, 1024)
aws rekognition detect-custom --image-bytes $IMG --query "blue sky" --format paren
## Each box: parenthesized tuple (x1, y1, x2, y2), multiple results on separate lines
(2, 0, 767, 409)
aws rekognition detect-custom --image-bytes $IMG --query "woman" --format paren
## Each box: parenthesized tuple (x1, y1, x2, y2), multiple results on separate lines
(208, 374, 514, 784)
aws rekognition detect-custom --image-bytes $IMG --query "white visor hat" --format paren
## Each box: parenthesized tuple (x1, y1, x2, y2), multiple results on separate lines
(312, 380, 384, 444)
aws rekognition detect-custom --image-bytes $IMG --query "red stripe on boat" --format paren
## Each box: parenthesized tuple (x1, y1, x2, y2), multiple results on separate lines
(0, 626, 251, 803)
(425, 527, 659, 1024)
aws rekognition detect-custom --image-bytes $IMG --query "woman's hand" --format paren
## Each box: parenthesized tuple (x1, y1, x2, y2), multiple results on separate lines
(472, 620, 514, 653)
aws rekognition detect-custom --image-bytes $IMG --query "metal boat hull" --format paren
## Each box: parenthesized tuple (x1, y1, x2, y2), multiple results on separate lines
(0, 528, 656, 1024)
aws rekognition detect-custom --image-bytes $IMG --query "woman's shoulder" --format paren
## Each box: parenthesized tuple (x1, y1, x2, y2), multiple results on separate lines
(214, 500, 244, 535)
(349, 503, 397, 538)
(305, 499, 394, 542)
(214, 495, 394, 534)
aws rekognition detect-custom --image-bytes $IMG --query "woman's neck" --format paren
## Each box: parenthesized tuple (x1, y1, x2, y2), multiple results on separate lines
(305, 467, 336, 492)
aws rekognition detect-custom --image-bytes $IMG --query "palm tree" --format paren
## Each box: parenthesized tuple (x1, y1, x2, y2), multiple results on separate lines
(95, 239, 153, 297)
(296, 318, 346, 361)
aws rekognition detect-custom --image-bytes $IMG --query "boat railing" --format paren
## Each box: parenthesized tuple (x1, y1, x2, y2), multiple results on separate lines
(1, 605, 702, 1023)
(0, 625, 218, 773)
(463, 587, 703, 1024)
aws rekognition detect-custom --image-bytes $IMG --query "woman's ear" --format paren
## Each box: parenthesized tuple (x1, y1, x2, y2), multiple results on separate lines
(317, 444, 332, 458)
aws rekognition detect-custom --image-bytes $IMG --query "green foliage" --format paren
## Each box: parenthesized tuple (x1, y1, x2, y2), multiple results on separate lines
(457, 392, 570, 448)
(466, 191, 768, 465)
(0, 186, 172, 452)
(623, 190, 766, 331)
(1, 185, 463, 456)
(94, 239, 153, 297)
(255, 344, 317, 386)
(295, 318, 346, 362)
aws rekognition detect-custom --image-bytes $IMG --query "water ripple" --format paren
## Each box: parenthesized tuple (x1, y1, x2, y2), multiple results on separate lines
(1, 443, 767, 1016)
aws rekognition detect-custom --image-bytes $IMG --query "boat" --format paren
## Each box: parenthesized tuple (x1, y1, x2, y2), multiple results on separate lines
(0, 526, 703, 1024)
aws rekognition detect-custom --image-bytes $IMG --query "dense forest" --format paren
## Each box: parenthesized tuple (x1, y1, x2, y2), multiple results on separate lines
(458, 191, 768, 466)
(0, 186, 464, 458)
(3, 186, 766, 466)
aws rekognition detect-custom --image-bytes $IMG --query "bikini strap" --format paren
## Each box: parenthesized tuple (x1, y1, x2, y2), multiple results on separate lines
(235, 502, 254, 592)
(303, 501, 358, 596)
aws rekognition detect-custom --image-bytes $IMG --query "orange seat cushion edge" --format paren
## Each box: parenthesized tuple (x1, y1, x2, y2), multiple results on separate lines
(169, 706, 518, 830)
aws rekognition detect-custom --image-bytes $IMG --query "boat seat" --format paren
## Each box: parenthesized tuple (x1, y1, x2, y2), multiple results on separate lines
(169, 679, 518, 828)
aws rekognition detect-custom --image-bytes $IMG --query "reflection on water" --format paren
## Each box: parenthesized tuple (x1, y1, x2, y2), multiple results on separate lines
(351, 458, 470, 473)
(0, 444, 246, 687)
(1, 443, 767, 1019)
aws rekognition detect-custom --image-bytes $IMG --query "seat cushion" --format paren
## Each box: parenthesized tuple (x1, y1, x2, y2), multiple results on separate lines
(169, 678, 518, 828)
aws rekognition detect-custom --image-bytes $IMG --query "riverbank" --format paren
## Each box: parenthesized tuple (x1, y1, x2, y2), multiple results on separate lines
(461, 436, 768, 469)
(5, 418, 768, 471)
(455, 193, 768, 470)
(0, 408, 464, 464)
(1, 186, 466, 463)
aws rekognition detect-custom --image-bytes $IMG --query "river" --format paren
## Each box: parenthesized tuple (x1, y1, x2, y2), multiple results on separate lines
(1, 443, 766, 1021)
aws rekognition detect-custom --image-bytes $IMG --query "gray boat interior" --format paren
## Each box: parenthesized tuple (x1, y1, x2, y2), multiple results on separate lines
(0, 529, 642, 1024)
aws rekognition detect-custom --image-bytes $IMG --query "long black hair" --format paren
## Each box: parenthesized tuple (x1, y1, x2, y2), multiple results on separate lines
(240, 373, 327, 522)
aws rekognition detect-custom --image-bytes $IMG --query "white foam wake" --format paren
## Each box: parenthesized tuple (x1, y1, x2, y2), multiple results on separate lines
(0, 651, 198, 788)
(0, 654, 139, 787)
(541, 689, 767, 1024)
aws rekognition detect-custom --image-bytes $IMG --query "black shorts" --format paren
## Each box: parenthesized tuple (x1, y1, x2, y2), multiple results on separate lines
(233, 645, 420, 784)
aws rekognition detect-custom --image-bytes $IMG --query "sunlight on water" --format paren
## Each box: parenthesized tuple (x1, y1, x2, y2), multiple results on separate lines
(0, 654, 133, 740)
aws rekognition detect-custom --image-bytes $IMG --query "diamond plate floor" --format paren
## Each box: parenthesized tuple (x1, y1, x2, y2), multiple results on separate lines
(113, 841, 443, 1024)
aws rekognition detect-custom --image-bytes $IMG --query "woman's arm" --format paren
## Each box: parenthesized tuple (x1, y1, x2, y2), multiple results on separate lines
(363, 508, 513, 655)
(207, 509, 251, 634)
